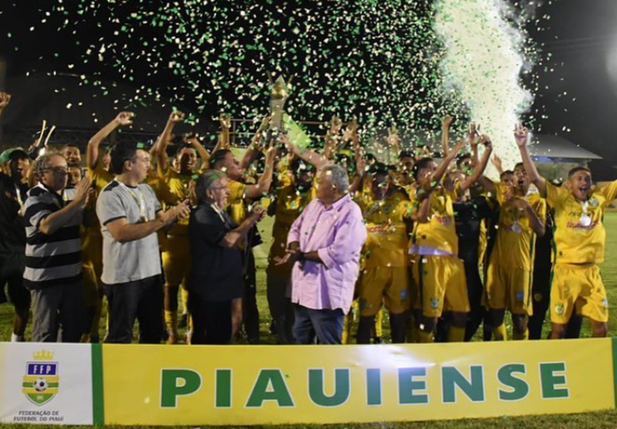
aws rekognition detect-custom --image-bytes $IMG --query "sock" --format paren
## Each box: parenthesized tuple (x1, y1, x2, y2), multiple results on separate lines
(447, 326, 466, 343)
(513, 329, 529, 340)
(342, 313, 352, 345)
(11, 333, 24, 342)
(492, 324, 507, 341)
(164, 310, 178, 335)
(374, 308, 384, 338)
(180, 287, 189, 314)
(417, 329, 434, 343)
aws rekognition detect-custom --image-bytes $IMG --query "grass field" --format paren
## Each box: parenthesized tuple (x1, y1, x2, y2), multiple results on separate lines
(2, 213, 617, 428)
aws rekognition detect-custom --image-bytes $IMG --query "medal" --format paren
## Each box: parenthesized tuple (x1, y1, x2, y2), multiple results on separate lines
(579, 201, 591, 227)
(511, 221, 522, 233)
(580, 213, 592, 227)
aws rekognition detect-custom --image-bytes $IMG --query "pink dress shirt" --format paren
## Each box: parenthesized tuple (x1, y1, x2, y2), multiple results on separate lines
(287, 194, 367, 314)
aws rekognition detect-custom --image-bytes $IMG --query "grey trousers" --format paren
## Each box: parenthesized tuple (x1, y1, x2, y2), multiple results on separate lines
(31, 280, 85, 343)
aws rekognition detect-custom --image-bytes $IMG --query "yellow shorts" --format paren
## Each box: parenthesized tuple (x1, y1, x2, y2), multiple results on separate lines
(357, 267, 411, 316)
(81, 233, 103, 306)
(550, 264, 608, 324)
(412, 255, 469, 317)
(485, 263, 533, 315)
(162, 235, 191, 288)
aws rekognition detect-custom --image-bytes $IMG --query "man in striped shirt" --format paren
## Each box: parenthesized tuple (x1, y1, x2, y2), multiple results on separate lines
(22, 153, 91, 342)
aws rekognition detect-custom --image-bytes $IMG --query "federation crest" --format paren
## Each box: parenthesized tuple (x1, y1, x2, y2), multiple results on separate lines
(23, 350, 59, 406)
(589, 197, 600, 207)
(554, 304, 564, 316)
(430, 298, 440, 310)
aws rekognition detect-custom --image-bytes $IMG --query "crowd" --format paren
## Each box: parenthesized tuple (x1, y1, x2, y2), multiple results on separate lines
(0, 90, 615, 345)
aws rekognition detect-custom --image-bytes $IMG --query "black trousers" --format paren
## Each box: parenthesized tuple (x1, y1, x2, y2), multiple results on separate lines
(242, 251, 260, 343)
(104, 275, 163, 344)
(190, 297, 233, 345)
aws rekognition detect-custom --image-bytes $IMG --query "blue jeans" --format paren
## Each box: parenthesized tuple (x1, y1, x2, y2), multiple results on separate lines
(293, 304, 344, 345)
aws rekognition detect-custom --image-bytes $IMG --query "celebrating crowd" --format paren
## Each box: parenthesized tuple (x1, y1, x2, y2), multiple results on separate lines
(0, 90, 615, 345)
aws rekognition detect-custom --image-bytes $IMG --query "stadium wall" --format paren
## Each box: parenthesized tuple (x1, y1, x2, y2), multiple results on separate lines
(1, 340, 616, 425)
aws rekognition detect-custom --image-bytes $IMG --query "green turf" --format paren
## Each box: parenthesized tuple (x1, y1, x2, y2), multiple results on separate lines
(2, 213, 617, 428)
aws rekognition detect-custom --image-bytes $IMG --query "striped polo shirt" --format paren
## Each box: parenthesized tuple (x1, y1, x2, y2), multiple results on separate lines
(22, 183, 83, 289)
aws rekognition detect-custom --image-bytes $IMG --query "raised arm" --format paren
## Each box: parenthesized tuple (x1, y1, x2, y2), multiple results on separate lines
(157, 111, 185, 174)
(515, 124, 546, 197)
(184, 133, 210, 168)
(460, 136, 493, 192)
(240, 114, 271, 171)
(87, 112, 133, 170)
(441, 115, 453, 157)
(416, 140, 465, 200)
(323, 115, 342, 160)
(243, 145, 277, 200)
(281, 133, 328, 170)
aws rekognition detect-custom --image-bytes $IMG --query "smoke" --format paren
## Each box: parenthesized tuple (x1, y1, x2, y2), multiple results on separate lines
(435, 0, 534, 177)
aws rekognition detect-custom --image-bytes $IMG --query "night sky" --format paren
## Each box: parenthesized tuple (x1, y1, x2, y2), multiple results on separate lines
(0, 0, 616, 179)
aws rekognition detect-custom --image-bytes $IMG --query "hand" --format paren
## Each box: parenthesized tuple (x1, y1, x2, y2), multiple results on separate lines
(387, 126, 400, 146)
(258, 114, 271, 131)
(491, 154, 503, 171)
(265, 144, 278, 165)
(442, 115, 453, 129)
(514, 123, 530, 147)
(478, 134, 492, 149)
(114, 111, 134, 126)
(447, 139, 466, 159)
(274, 248, 299, 266)
(329, 115, 343, 135)
(161, 200, 191, 225)
(356, 156, 367, 177)
(220, 114, 231, 129)
(249, 205, 266, 222)
(0, 92, 11, 111)
(73, 175, 93, 208)
(168, 110, 185, 124)
(343, 118, 358, 141)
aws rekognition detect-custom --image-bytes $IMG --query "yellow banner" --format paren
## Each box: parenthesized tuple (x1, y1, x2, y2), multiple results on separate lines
(102, 339, 614, 426)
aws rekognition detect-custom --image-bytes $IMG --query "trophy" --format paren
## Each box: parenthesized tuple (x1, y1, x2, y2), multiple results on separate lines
(268, 75, 291, 138)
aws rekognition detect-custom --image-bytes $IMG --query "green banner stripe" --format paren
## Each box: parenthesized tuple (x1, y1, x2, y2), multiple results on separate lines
(92, 343, 105, 426)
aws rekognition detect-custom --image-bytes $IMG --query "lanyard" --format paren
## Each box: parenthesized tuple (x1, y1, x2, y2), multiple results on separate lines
(117, 181, 149, 221)
(14, 184, 24, 208)
(209, 202, 228, 225)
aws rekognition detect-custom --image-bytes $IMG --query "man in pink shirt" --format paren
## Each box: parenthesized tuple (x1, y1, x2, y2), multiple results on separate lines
(276, 164, 367, 344)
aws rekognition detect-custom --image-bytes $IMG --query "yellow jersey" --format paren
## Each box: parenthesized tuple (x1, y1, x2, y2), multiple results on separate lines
(410, 185, 460, 255)
(269, 175, 316, 266)
(491, 184, 546, 269)
(358, 187, 412, 268)
(162, 169, 196, 235)
(546, 179, 617, 265)
(85, 162, 115, 235)
(227, 179, 248, 224)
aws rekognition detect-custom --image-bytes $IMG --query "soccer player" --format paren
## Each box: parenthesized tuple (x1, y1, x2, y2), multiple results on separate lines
(210, 136, 277, 343)
(478, 159, 546, 341)
(266, 158, 316, 344)
(515, 124, 617, 338)
(156, 111, 201, 344)
(410, 137, 492, 343)
(355, 162, 413, 344)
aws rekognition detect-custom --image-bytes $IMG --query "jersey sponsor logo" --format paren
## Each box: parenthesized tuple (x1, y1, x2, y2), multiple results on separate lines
(22, 350, 59, 406)
(566, 219, 598, 230)
(432, 215, 452, 226)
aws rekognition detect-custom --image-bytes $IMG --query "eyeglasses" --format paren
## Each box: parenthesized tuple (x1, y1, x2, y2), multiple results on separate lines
(43, 167, 69, 175)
